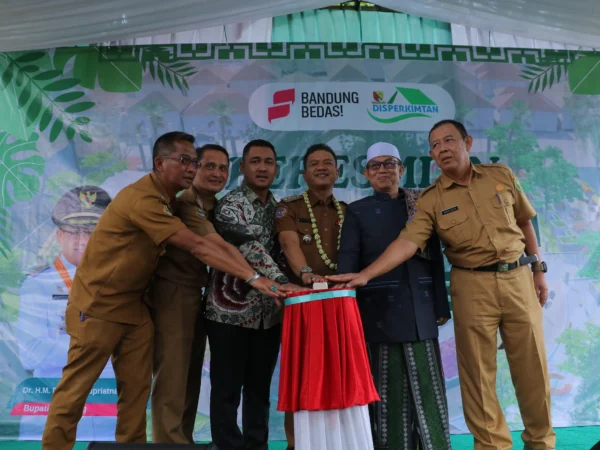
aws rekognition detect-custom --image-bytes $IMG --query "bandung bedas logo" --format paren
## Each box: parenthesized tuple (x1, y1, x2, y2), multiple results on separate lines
(250, 82, 455, 131)
(268, 88, 295, 123)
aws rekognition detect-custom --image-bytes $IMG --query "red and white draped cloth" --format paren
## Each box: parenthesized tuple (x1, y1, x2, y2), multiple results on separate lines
(278, 288, 380, 450)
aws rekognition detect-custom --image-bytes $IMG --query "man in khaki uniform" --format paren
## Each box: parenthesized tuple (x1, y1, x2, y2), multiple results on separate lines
(148, 144, 231, 443)
(329, 120, 556, 450)
(274, 143, 347, 449)
(41, 132, 287, 450)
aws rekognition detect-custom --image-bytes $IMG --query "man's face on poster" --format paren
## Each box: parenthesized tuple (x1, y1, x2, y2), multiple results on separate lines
(56, 226, 92, 266)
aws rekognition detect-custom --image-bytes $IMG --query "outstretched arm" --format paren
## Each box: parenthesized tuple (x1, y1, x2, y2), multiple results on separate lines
(328, 237, 418, 287)
(168, 229, 287, 298)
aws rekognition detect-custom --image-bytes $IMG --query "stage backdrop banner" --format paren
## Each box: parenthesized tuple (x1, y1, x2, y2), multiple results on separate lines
(0, 43, 599, 442)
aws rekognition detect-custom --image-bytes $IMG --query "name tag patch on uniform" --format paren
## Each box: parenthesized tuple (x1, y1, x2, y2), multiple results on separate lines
(52, 294, 69, 301)
(442, 206, 459, 215)
(275, 206, 288, 218)
(297, 217, 311, 223)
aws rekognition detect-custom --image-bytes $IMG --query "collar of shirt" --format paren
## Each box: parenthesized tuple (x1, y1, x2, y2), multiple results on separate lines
(373, 188, 405, 201)
(149, 171, 174, 206)
(190, 185, 216, 212)
(59, 253, 76, 272)
(439, 163, 483, 189)
(306, 189, 335, 206)
(240, 182, 276, 207)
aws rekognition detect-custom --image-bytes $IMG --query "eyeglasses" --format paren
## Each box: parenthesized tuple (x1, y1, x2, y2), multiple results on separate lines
(366, 160, 402, 171)
(161, 155, 200, 168)
(202, 162, 230, 173)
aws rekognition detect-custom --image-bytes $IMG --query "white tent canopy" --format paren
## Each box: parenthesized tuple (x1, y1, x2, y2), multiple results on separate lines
(377, 0, 600, 49)
(1, 0, 599, 51)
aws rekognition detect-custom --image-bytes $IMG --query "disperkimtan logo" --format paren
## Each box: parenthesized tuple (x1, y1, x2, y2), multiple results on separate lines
(369, 87, 439, 123)
(249, 82, 455, 131)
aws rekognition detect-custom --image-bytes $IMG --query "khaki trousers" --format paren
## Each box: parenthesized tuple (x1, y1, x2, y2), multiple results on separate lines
(42, 302, 153, 450)
(450, 265, 556, 450)
(148, 278, 206, 444)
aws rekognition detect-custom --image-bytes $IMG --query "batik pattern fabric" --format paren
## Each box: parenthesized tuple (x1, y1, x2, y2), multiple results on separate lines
(368, 339, 452, 450)
(205, 183, 286, 330)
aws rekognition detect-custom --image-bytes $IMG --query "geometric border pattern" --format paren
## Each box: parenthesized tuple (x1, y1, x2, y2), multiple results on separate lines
(97, 42, 598, 64)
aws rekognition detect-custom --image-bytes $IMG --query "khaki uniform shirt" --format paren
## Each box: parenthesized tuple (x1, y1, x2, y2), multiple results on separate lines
(274, 190, 347, 284)
(154, 186, 216, 290)
(70, 172, 187, 325)
(401, 164, 536, 269)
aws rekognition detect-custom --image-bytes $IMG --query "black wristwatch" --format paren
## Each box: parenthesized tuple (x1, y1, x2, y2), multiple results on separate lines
(275, 275, 289, 284)
(531, 261, 547, 273)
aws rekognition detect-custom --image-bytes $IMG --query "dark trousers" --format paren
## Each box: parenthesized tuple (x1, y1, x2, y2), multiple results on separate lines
(206, 319, 281, 450)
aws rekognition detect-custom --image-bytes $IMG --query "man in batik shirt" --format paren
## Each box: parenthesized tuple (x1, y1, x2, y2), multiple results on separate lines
(205, 139, 295, 450)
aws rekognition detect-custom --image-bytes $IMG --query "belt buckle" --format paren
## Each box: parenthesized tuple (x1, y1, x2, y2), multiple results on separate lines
(498, 263, 509, 272)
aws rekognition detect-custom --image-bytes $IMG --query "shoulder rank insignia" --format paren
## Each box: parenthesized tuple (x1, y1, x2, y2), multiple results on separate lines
(281, 194, 302, 202)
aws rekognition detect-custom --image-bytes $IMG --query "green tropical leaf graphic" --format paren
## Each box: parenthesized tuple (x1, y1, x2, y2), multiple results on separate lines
(520, 63, 566, 93)
(54, 46, 143, 93)
(64, 102, 94, 114)
(39, 107, 52, 132)
(32, 70, 61, 81)
(66, 124, 76, 140)
(568, 55, 600, 95)
(0, 51, 95, 142)
(44, 78, 80, 91)
(49, 118, 63, 142)
(80, 131, 92, 143)
(157, 64, 165, 85)
(0, 132, 45, 208)
(134, 46, 195, 95)
(14, 52, 45, 64)
(25, 92, 42, 126)
(54, 92, 85, 103)
(0, 208, 13, 259)
(15, 69, 24, 87)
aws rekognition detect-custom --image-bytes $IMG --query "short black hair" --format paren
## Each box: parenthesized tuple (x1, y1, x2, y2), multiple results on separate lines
(152, 131, 195, 170)
(429, 120, 469, 142)
(196, 144, 230, 164)
(242, 139, 276, 161)
(303, 144, 337, 170)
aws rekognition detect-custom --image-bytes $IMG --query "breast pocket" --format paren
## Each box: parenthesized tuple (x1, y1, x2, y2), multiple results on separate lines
(296, 221, 313, 246)
(491, 192, 516, 225)
(437, 211, 472, 248)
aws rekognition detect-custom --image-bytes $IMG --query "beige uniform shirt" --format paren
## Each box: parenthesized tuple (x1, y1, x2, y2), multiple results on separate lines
(70, 172, 187, 325)
(274, 191, 346, 284)
(154, 186, 216, 289)
(401, 164, 536, 269)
